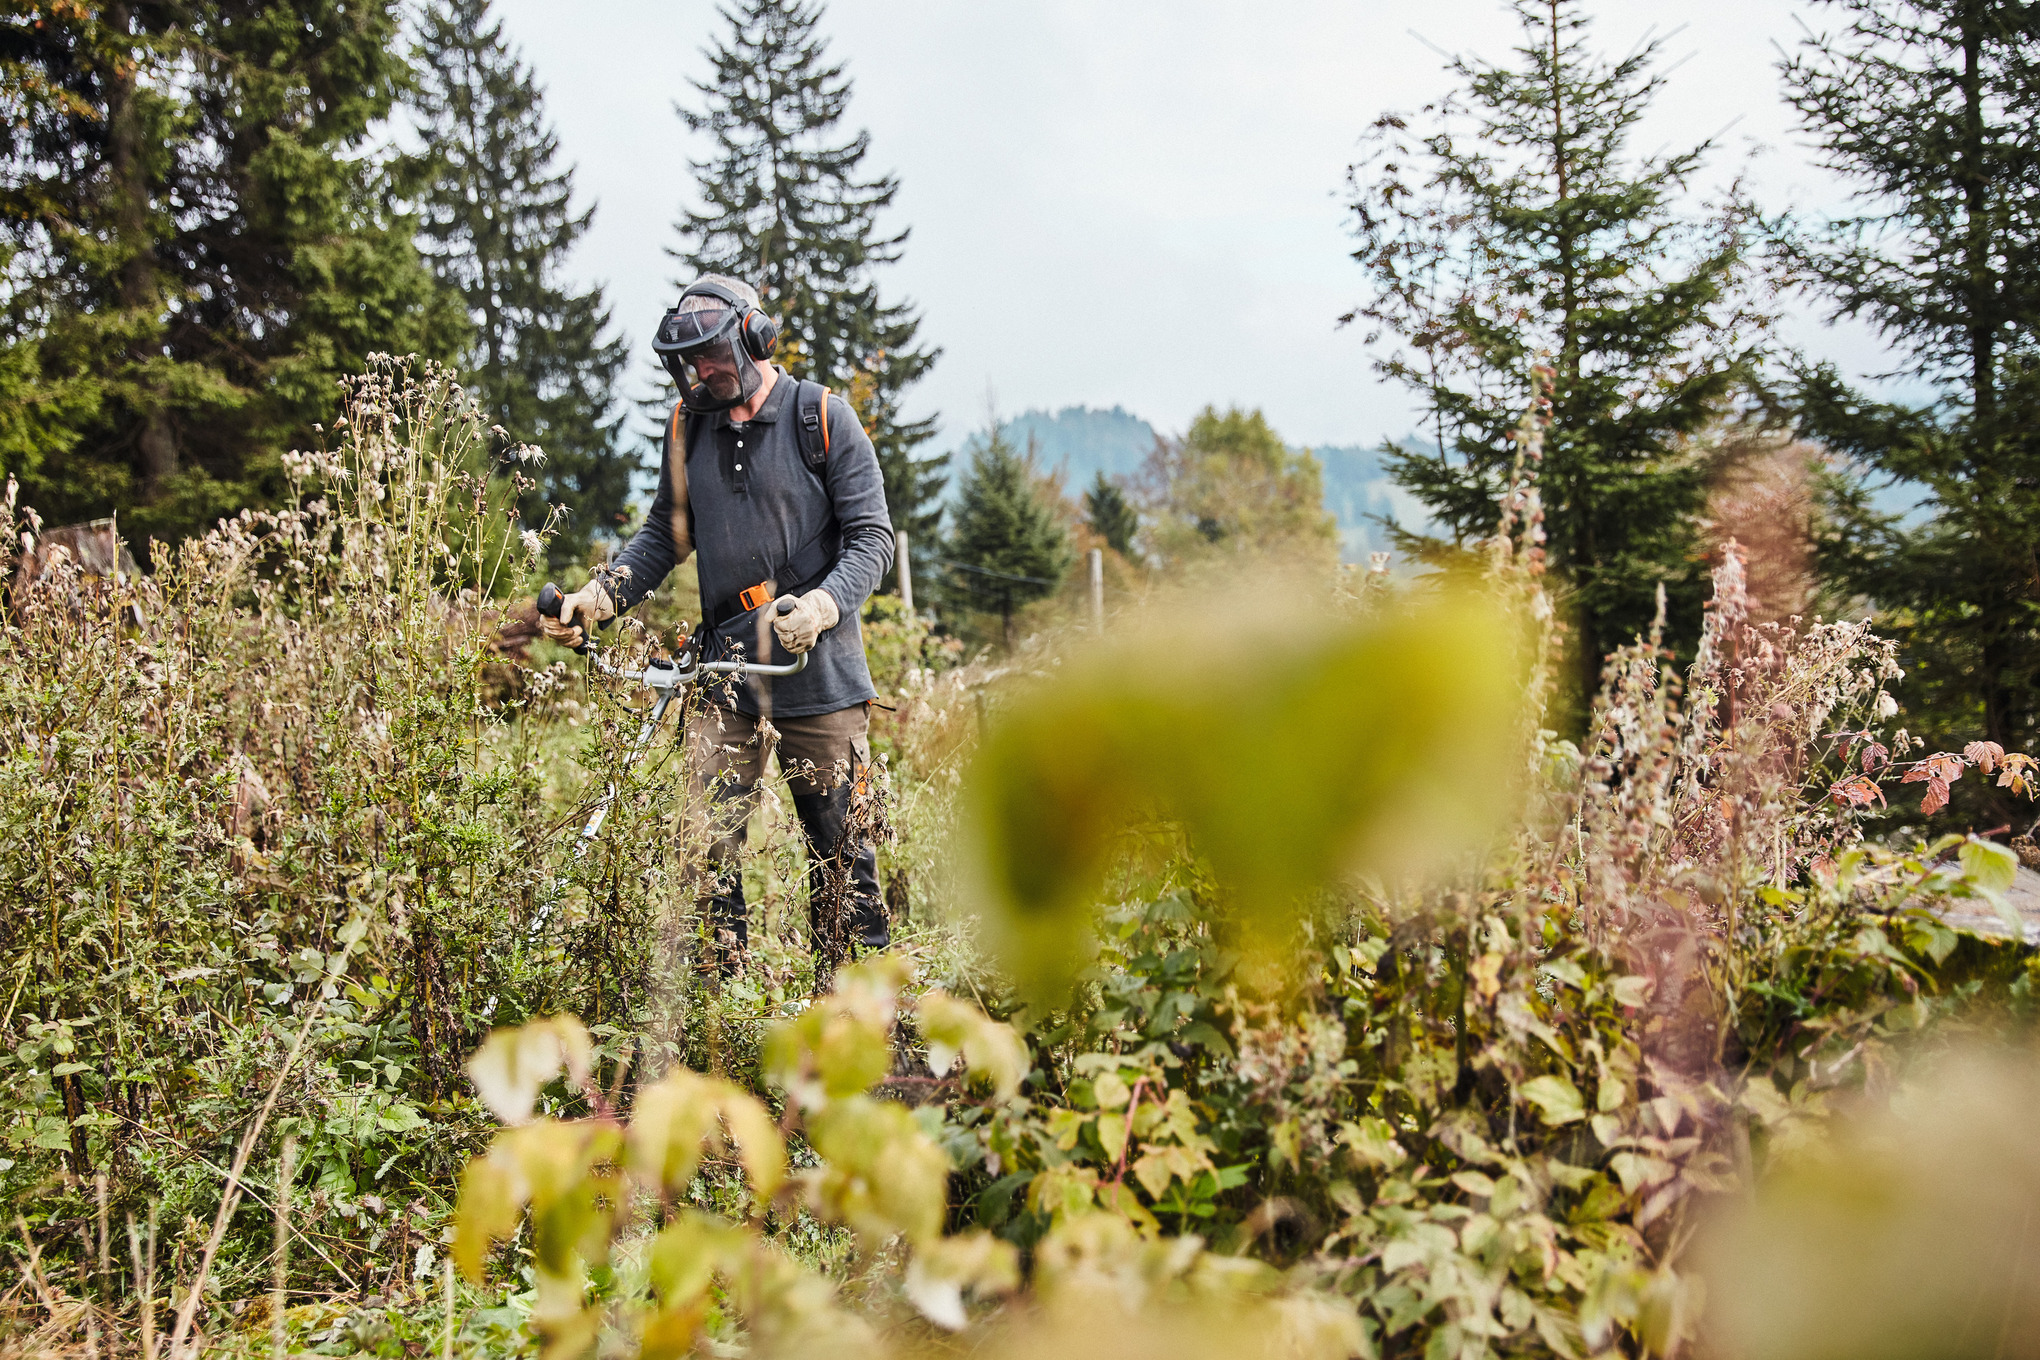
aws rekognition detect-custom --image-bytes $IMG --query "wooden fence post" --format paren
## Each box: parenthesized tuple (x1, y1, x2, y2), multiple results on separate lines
(896, 529, 914, 614)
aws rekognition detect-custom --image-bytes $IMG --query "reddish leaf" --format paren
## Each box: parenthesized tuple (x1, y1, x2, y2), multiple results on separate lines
(1903, 753, 1964, 785)
(1965, 741, 2006, 775)
(1861, 743, 1889, 774)
(1830, 775, 1886, 808)
(1921, 776, 1951, 816)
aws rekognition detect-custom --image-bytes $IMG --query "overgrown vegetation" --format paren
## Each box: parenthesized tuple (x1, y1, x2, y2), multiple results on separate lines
(9, 2, 2040, 1356)
(4, 361, 2035, 1358)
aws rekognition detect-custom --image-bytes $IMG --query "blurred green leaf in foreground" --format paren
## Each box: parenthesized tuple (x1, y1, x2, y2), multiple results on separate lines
(1701, 1050, 2040, 1360)
(960, 581, 1524, 1000)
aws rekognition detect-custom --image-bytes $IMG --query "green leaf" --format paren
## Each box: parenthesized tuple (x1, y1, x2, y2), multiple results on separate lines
(318, 1154, 356, 1198)
(1519, 1074, 1585, 1125)
(464, 1016, 592, 1126)
(807, 1095, 948, 1245)
(1961, 837, 2019, 898)
(962, 589, 1522, 1001)
(625, 1074, 718, 1194)
(1092, 1071, 1131, 1111)
(376, 1102, 425, 1133)
(1339, 1117, 1409, 1170)
(645, 1211, 748, 1309)
(763, 957, 909, 1108)
(1096, 1110, 1128, 1164)
(626, 1072, 785, 1203)
(917, 990, 1028, 1099)
(902, 1230, 1019, 1332)
(453, 1151, 523, 1282)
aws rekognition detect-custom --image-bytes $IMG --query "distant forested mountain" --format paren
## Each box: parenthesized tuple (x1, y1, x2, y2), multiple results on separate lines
(999, 405, 1156, 484)
(948, 406, 1433, 562)
(1312, 444, 1435, 561)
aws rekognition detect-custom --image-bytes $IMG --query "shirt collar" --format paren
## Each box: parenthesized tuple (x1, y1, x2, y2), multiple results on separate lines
(713, 365, 792, 427)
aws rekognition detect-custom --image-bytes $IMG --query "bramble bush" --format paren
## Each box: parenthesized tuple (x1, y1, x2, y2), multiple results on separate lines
(3, 360, 2038, 1358)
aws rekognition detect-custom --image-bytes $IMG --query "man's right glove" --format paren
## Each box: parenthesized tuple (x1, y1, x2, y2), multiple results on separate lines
(539, 579, 615, 649)
(771, 588, 839, 655)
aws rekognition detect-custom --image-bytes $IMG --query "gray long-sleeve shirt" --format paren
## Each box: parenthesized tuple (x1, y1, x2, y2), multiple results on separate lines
(607, 367, 894, 717)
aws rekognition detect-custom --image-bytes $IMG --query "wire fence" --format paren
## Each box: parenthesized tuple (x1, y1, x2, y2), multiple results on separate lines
(916, 555, 1061, 641)
(918, 556, 1057, 587)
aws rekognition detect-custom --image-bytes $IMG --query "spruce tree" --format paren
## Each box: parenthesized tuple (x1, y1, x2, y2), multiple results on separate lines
(407, 0, 635, 571)
(1084, 471, 1140, 559)
(671, 0, 945, 557)
(1783, 0, 2040, 787)
(3, 0, 465, 549)
(944, 425, 1073, 647)
(1346, 0, 1763, 716)
(0, 3, 130, 486)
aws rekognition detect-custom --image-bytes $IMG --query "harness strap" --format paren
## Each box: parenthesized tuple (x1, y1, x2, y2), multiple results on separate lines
(703, 530, 834, 630)
(796, 381, 832, 470)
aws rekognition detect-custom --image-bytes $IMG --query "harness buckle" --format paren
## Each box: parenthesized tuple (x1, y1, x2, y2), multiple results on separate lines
(738, 580, 776, 613)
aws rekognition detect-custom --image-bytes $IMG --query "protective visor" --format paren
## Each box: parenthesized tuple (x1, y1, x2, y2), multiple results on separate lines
(653, 298, 740, 358)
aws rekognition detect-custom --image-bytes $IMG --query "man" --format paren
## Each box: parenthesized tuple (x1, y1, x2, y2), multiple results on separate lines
(539, 275, 895, 969)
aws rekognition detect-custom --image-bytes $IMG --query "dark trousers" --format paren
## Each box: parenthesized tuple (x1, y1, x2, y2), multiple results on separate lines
(684, 699, 887, 964)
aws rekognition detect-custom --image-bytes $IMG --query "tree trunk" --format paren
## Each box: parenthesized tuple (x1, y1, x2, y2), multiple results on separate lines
(1959, 0, 1996, 432)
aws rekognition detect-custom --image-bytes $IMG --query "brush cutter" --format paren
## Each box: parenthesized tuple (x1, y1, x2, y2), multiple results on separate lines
(536, 581, 807, 849)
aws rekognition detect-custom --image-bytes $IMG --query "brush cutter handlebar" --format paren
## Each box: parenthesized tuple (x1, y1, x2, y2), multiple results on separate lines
(537, 581, 806, 677)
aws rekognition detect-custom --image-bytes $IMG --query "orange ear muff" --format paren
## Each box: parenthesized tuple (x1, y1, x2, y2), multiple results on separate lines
(741, 310, 779, 360)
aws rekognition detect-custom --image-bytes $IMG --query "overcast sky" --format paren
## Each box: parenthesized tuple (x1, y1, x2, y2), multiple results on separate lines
(487, 0, 1892, 455)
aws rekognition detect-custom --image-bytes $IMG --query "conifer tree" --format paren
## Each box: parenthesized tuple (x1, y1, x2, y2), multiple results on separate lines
(944, 425, 1073, 646)
(0, 4, 126, 486)
(1784, 0, 2040, 781)
(3, 0, 464, 549)
(408, 0, 635, 570)
(670, 0, 944, 556)
(1346, 0, 1763, 715)
(1084, 471, 1140, 560)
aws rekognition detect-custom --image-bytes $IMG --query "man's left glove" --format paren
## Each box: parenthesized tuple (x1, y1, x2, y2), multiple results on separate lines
(771, 588, 839, 655)
(539, 579, 615, 649)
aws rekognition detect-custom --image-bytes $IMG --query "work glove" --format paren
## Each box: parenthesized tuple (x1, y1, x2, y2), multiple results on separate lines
(771, 588, 839, 655)
(539, 579, 615, 649)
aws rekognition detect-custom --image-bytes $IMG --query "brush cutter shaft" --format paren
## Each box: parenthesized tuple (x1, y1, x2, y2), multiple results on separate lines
(579, 691, 675, 843)
(533, 582, 807, 850)
(574, 640, 808, 848)
(519, 592, 812, 947)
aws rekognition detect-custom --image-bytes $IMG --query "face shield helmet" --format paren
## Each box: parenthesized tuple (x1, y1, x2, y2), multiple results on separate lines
(653, 280, 777, 413)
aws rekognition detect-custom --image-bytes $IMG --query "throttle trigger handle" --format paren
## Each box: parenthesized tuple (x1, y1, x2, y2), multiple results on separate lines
(776, 596, 798, 615)
(536, 581, 588, 655)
